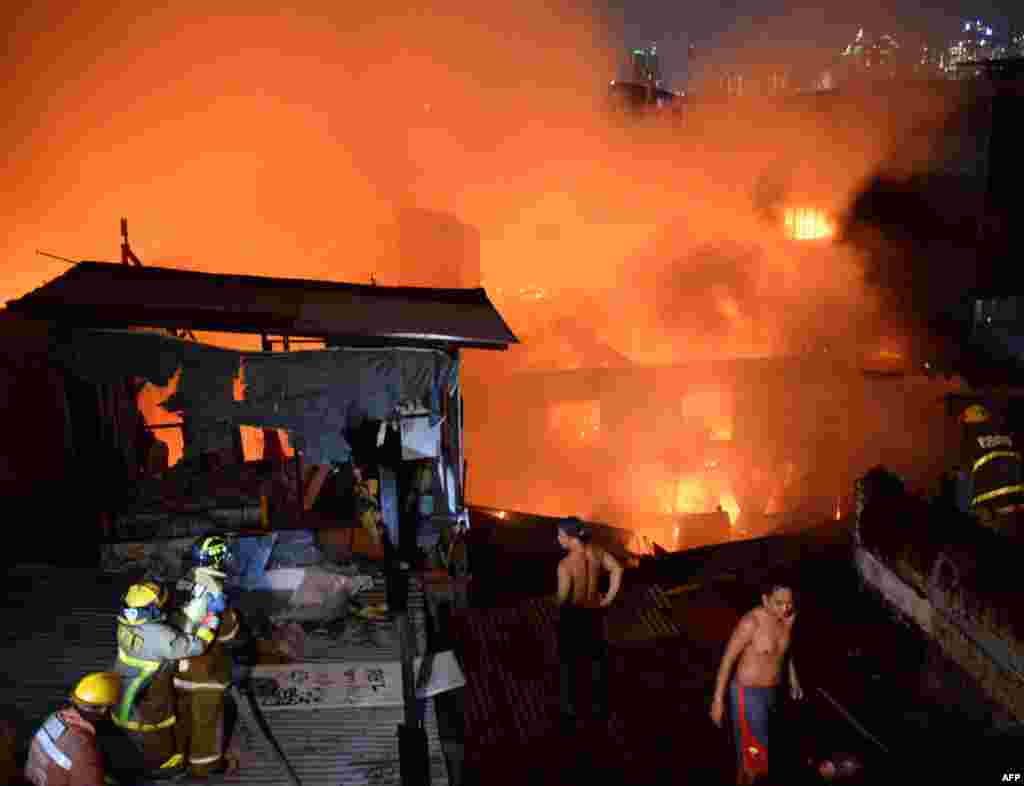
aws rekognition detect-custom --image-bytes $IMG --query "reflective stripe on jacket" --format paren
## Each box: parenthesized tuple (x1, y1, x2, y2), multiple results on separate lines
(963, 418, 1023, 509)
(113, 619, 208, 729)
(175, 608, 240, 690)
(24, 708, 103, 786)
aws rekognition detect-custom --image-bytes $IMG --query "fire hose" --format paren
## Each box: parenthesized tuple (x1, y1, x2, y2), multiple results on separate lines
(816, 687, 890, 755)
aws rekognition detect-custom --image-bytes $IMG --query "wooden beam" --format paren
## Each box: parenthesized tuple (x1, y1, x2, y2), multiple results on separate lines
(302, 464, 331, 511)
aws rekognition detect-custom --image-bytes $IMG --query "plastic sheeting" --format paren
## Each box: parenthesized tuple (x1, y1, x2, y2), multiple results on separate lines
(54, 330, 457, 465)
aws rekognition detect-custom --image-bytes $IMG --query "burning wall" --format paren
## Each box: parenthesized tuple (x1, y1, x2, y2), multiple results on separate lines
(2, 3, 994, 549)
(464, 358, 966, 547)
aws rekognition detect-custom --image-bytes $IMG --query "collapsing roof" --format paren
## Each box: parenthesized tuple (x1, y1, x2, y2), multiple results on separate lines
(6, 261, 519, 349)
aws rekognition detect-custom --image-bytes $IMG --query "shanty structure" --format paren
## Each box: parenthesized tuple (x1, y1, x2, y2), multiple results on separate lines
(3, 259, 517, 786)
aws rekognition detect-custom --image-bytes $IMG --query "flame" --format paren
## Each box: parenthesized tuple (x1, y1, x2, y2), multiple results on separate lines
(672, 475, 710, 514)
(719, 492, 740, 525)
(783, 207, 834, 240)
(834, 496, 842, 520)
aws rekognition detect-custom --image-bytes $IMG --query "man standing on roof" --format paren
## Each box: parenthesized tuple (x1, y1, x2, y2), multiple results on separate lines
(555, 516, 623, 726)
(24, 672, 122, 786)
(112, 580, 220, 781)
(711, 580, 803, 784)
(173, 535, 242, 778)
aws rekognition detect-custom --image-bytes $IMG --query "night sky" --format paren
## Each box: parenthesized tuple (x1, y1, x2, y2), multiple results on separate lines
(1, 0, 1019, 319)
(612, 0, 1022, 90)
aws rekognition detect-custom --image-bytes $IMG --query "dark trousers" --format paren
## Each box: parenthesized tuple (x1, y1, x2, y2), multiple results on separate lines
(558, 606, 608, 716)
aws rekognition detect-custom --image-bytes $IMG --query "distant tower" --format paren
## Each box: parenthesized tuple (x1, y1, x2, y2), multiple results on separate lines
(631, 44, 662, 87)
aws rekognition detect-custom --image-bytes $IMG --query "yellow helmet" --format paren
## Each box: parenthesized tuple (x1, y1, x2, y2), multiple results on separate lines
(123, 581, 167, 609)
(71, 672, 121, 710)
(960, 404, 991, 424)
(121, 581, 168, 624)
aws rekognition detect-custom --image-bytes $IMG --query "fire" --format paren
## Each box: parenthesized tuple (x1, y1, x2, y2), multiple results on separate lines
(672, 475, 709, 514)
(664, 476, 740, 525)
(719, 492, 740, 525)
(783, 207, 834, 241)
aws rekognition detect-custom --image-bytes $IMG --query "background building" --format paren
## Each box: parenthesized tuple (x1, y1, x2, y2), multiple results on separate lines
(836, 28, 907, 82)
(945, 20, 1014, 79)
(630, 44, 662, 87)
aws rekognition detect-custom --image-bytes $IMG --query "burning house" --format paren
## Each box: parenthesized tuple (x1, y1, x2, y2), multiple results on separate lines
(3, 258, 517, 785)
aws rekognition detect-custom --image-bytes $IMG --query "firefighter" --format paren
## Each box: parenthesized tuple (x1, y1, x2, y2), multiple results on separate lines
(24, 672, 121, 786)
(960, 403, 1024, 526)
(174, 535, 241, 777)
(112, 580, 220, 781)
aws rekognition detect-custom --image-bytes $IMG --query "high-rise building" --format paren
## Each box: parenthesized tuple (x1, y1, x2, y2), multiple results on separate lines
(917, 42, 946, 78)
(839, 28, 903, 78)
(630, 44, 662, 86)
(945, 20, 1014, 78)
(1013, 31, 1024, 57)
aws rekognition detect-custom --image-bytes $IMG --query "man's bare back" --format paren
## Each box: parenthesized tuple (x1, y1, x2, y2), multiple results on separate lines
(559, 544, 610, 608)
(555, 517, 624, 723)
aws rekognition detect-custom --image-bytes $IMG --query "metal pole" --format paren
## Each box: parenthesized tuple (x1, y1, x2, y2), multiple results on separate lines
(388, 566, 430, 786)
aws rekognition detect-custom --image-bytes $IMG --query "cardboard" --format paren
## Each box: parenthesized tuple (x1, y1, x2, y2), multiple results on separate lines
(251, 651, 466, 711)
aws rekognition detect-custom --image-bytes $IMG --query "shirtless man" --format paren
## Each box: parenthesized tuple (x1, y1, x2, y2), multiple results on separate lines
(555, 517, 624, 724)
(710, 582, 804, 784)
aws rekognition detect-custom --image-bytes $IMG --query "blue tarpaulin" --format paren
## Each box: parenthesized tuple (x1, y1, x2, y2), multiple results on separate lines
(55, 330, 455, 464)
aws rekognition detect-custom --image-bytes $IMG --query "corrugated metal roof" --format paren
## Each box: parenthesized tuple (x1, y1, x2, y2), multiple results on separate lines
(6, 261, 519, 349)
(450, 585, 735, 785)
(452, 585, 680, 750)
(0, 566, 445, 786)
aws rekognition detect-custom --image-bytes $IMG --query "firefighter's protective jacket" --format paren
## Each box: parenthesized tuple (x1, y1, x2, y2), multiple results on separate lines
(175, 608, 240, 690)
(963, 418, 1023, 511)
(179, 567, 227, 635)
(113, 619, 209, 732)
(24, 708, 104, 786)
